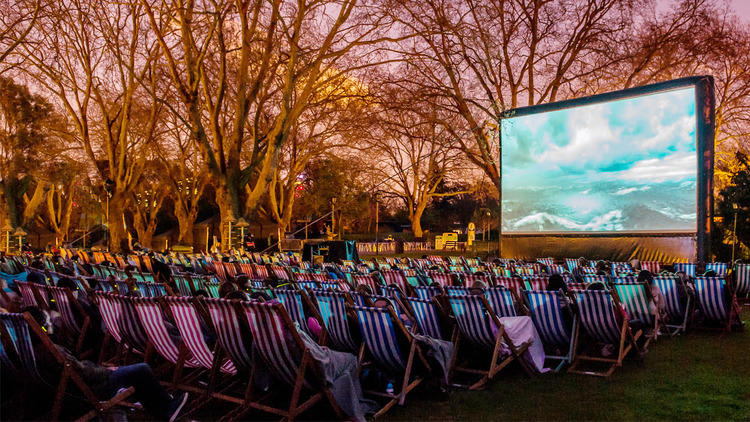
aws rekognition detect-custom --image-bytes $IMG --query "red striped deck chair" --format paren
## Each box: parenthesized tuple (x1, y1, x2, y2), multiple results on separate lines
(213, 262, 229, 282)
(583, 274, 609, 284)
(462, 274, 493, 288)
(353, 274, 380, 292)
(569, 290, 643, 377)
(225, 262, 239, 279)
(165, 297, 236, 399)
(132, 297, 201, 385)
(0, 312, 137, 421)
(427, 272, 453, 287)
(524, 276, 548, 292)
(640, 261, 661, 274)
(47, 286, 91, 355)
(236, 301, 346, 420)
(252, 264, 270, 280)
(237, 263, 254, 277)
(353, 305, 432, 417)
(381, 270, 410, 294)
(92, 292, 125, 362)
(566, 282, 588, 292)
(16, 281, 45, 308)
(495, 276, 524, 299)
(547, 264, 566, 275)
(447, 295, 533, 389)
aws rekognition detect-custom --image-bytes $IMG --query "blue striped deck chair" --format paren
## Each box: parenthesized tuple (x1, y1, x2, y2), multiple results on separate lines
(113, 280, 130, 295)
(0, 312, 137, 421)
(614, 283, 657, 347)
(445, 286, 471, 297)
(565, 259, 579, 273)
(523, 290, 577, 371)
(273, 289, 318, 337)
(705, 262, 728, 276)
(310, 290, 358, 353)
(538, 257, 555, 267)
(653, 276, 690, 335)
(569, 290, 642, 377)
(318, 281, 341, 291)
(583, 274, 609, 285)
(98, 280, 115, 292)
(237, 301, 346, 420)
(404, 297, 447, 341)
(447, 295, 532, 389)
(613, 276, 637, 284)
(693, 277, 742, 331)
(735, 263, 750, 299)
(485, 286, 517, 317)
(348, 291, 370, 307)
(379, 285, 405, 301)
(548, 264, 566, 275)
(673, 263, 696, 278)
(354, 305, 431, 417)
(414, 285, 441, 301)
(295, 281, 319, 291)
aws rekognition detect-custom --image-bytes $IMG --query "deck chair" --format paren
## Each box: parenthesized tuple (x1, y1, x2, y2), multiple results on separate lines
(352, 274, 380, 292)
(16, 281, 45, 308)
(614, 283, 658, 347)
(172, 274, 196, 296)
(445, 286, 471, 296)
(568, 290, 642, 377)
(447, 295, 532, 389)
(353, 305, 431, 417)
(734, 263, 750, 301)
(484, 286, 518, 317)
(653, 275, 690, 335)
(693, 277, 742, 331)
(92, 292, 136, 364)
(524, 276, 548, 292)
(705, 262, 727, 276)
(310, 290, 359, 353)
(0, 312, 136, 421)
(111, 295, 151, 358)
(524, 290, 577, 371)
(641, 261, 661, 274)
(404, 297, 449, 341)
(204, 281, 221, 298)
(495, 276, 524, 299)
(673, 262, 696, 278)
(46, 286, 91, 355)
(414, 285, 441, 301)
(274, 289, 316, 337)
(236, 301, 346, 420)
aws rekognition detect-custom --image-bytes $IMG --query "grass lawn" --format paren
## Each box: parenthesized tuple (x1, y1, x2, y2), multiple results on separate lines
(383, 311, 750, 421)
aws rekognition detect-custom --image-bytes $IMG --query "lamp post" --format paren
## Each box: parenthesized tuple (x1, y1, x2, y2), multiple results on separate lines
(2, 222, 12, 253)
(13, 227, 27, 252)
(225, 215, 236, 252)
(374, 193, 379, 256)
(731, 203, 739, 263)
(236, 218, 249, 253)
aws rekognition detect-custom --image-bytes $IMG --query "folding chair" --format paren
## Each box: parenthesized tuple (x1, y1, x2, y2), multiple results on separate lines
(414, 285, 441, 301)
(524, 290, 577, 371)
(653, 275, 690, 335)
(354, 305, 431, 417)
(447, 295, 532, 389)
(613, 276, 637, 284)
(495, 276, 524, 298)
(673, 262, 696, 278)
(426, 272, 452, 288)
(111, 295, 151, 358)
(236, 301, 347, 420)
(172, 275, 196, 296)
(16, 281, 45, 308)
(640, 261, 661, 274)
(568, 290, 642, 377)
(484, 286, 518, 317)
(705, 262, 728, 277)
(47, 286, 91, 355)
(734, 263, 750, 301)
(538, 257, 556, 267)
(445, 286, 471, 297)
(353, 274, 380, 292)
(404, 297, 449, 341)
(204, 281, 221, 298)
(693, 276, 742, 331)
(583, 275, 609, 284)
(274, 289, 318, 337)
(0, 312, 136, 421)
(614, 283, 658, 347)
(310, 290, 358, 353)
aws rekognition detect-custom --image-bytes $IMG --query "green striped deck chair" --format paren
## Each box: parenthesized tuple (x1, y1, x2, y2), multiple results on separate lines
(614, 283, 657, 347)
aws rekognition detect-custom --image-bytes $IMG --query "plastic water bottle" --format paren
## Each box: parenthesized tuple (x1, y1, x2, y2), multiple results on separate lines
(386, 382, 394, 395)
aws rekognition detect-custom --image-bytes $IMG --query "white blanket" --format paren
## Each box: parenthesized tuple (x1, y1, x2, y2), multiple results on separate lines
(498, 316, 548, 373)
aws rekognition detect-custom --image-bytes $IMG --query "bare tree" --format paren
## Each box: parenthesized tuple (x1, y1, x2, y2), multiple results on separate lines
(0, 0, 41, 73)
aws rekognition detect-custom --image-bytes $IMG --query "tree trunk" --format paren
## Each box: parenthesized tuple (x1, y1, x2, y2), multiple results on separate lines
(107, 195, 127, 252)
(216, 181, 241, 250)
(22, 181, 48, 226)
(411, 201, 429, 239)
(174, 202, 195, 247)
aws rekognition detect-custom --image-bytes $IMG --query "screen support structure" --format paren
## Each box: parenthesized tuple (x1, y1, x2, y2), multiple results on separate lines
(497, 76, 715, 264)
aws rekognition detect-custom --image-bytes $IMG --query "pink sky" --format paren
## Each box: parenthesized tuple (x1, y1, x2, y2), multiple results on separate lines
(730, 0, 750, 19)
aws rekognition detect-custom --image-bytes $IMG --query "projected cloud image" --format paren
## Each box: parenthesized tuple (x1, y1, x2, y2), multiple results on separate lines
(501, 87, 697, 232)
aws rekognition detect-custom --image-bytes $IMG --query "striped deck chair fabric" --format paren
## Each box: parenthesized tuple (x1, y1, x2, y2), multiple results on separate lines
(47, 286, 86, 343)
(0, 313, 43, 380)
(614, 283, 654, 326)
(204, 298, 254, 372)
(566, 282, 588, 292)
(93, 293, 124, 344)
(538, 258, 555, 267)
(462, 274, 493, 288)
(613, 276, 637, 284)
(548, 264, 566, 275)
(694, 277, 729, 321)
(653, 276, 689, 334)
(381, 270, 409, 292)
(349, 291, 369, 307)
(574, 290, 621, 344)
(524, 277, 548, 291)
(270, 265, 290, 281)
(132, 297, 200, 367)
(404, 297, 444, 340)
(445, 286, 471, 296)
(172, 275, 194, 296)
(448, 295, 496, 349)
(311, 290, 357, 352)
(427, 272, 452, 287)
(579, 266, 597, 275)
(640, 261, 661, 274)
(735, 263, 750, 297)
(165, 297, 236, 374)
(353, 274, 379, 291)
(705, 262, 727, 276)
(354, 306, 406, 372)
(583, 275, 609, 284)
(673, 263, 696, 278)
(274, 289, 311, 335)
(485, 286, 517, 317)
(564, 259, 579, 272)
(112, 295, 150, 353)
(524, 290, 570, 347)
(414, 286, 441, 301)
(296, 281, 319, 291)
(495, 276, 524, 299)
(204, 282, 221, 298)
(16, 281, 40, 308)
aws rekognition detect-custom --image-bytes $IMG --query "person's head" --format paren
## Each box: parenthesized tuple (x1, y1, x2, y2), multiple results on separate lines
(587, 281, 606, 291)
(675, 271, 689, 284)
(194, 289, 209, 298)
(355, 284, 373, 296)
(629, 259, 640, 271)
(234, 274, 250, 291)
(704, 270, 717, 277)
(547, 274, 566, 292)
(219, 282, 238, 298)
(21, 305, 53, 334)
(225, 290, 248, 300)
(637, 270, 654, 285)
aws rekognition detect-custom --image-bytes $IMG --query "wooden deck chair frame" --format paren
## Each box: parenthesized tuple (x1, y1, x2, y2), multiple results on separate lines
(447, 295, 533, 390)
(0, 312, 137, 421)
(352, 304, 432, 418)
(568, 290, 643, 377)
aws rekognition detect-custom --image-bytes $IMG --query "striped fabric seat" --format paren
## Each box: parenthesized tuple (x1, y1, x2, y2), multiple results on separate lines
(296, 281, 319, 291)
(694, 277, 729, 321)
(381, 270, 409, 292)
(574, 290, 621, 344)
(445, 286, 471, 297)
(548, 264, 566, 275)
(566, 282, 588, 291)
(311, 290, 358, 352)
(582, 275, 609, 284)
(270, 265, 290, 281)
(112, 295, 150, 353)
(204, 282, 221, 298)
(132, 297, 200, 367)
(414, 286, 441, 301)
(673, 263, 696, 278)
(704, 262, 727, 276)
(204, 298, 254, 372)
(0, 313, 43, 380)
(354, 306, 406, 372)
(524, 277, 548, 291)
(172, 275, 194, 296)
(448, 295, 496, 349)
(640, 261, 661, 274)
(165, 297, 236, 374)
(16, 281, 41, 308)
(653, 275, 689, 335)
(252, 265, 270, 279)
(93, 292, 125, 344)
(353, 274, 379, 291)
(579, 267, 597, 275)
(274, 289, 311, 335)
(47, 286, 87, 350)
(614, 283, 654, 326)
(462, 274, 493, 288)
(404, 297, 444, 340)
(564, 259, 579, 272)
(524, 290, 570, 347)
(485, 286, 517, 317)
(538, 258, 555, 267)
(735, 263, 750, 297)
(495, 276, 524, 298)
(427, 272, 452, 287)
(613, 276, 637, 284)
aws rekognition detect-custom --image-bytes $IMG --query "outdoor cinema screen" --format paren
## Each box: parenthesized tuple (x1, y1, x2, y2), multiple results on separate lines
(501, 86, 698, 233)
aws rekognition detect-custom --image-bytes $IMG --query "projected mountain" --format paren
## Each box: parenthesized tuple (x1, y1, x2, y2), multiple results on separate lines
(501, 87, 697, 233)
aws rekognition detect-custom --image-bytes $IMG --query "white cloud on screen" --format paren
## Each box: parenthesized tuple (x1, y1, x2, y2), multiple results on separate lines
(611, 152, 696, 182)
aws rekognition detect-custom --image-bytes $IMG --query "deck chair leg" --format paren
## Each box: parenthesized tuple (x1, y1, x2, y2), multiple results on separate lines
(51, 366, 71, 421)
(447, 334, 460, 386)
(75, 317, 91, 355)
(288, 352, 311, 420)
(399, 341, 417, 406)
(99, 333, 111, 364)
